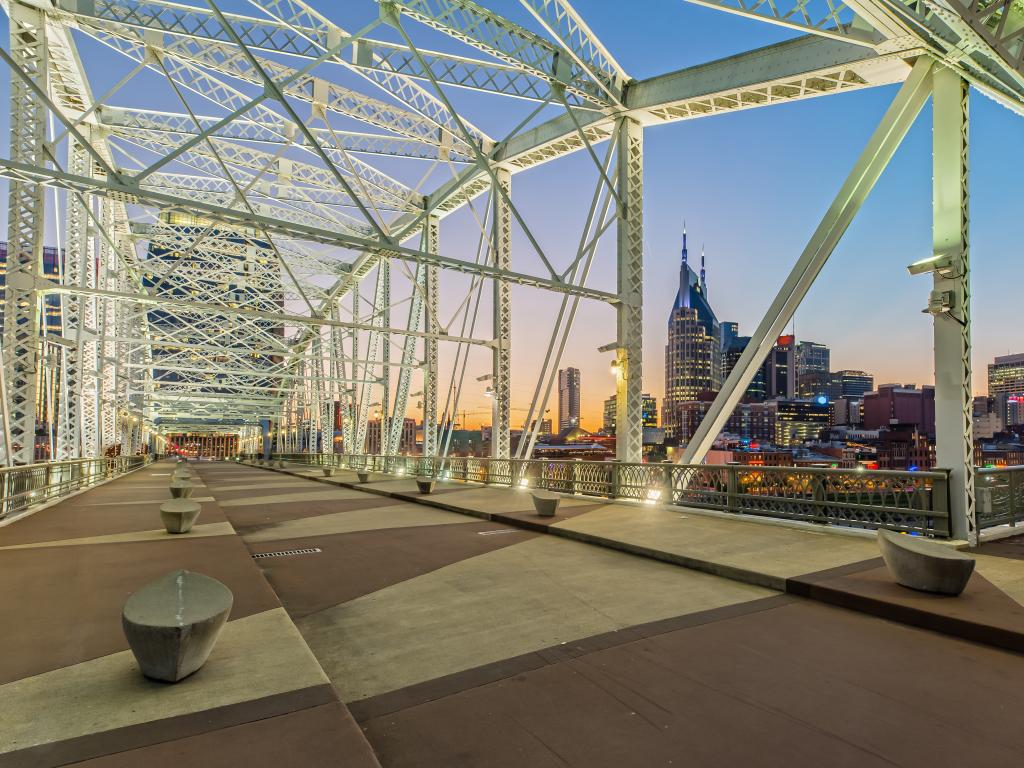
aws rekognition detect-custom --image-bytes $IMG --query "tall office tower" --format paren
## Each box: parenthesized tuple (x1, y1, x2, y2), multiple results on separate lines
(796, 341, 830, 397)
(828, 369, 875, 399)
(797, 341, 831, 376)
(723, 332, 767, 402)
(558, 367, 581, 432)
(663, 228, 721, 439)
(988, 353, 1024, 397)
(763, 335, 796, 399)
(604, 393, 658, 432)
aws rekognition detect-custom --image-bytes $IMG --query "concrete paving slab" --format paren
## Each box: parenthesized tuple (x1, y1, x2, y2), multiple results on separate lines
(298, 534, 772, 702)
(0, 608, 328, 755)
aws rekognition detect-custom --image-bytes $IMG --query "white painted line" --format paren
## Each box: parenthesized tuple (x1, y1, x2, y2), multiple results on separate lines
(476, 529, 522, 536)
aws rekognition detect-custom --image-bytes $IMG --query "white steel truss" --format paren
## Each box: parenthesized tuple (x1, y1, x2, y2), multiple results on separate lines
(0, 0, 1018, 541)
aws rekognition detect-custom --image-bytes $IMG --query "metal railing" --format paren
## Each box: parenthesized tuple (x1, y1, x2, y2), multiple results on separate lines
(255, 453, 951, 536)
(977, 465, 1024, 529)
(0, 455, 150, 520)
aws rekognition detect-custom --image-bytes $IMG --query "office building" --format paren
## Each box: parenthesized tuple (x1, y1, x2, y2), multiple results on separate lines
(862, 384, 936, 437)
(829, 370, 875, 399)
(764, 335, 796, 399)
(0, 241, 64, 336)
(604, 393, 657, 433)
(723, 333, 767, 402)
(663, 228, 721, 438)
(796, 341, 830, 377)
(988, 353, 1024, 397)
(558, 367, 581, 432)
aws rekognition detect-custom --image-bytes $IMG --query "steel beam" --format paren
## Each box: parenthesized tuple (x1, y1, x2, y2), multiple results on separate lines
(614, 117, 643, 463)
(491, 168, 512, 460)
(931, 64, 975, 543)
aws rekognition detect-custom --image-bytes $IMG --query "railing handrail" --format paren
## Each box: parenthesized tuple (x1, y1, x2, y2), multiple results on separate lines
(977, 464, 1024, 475)
(0, 456, 140, 475)
(283, 452, 948, 481)
(259, 451, 951, 536)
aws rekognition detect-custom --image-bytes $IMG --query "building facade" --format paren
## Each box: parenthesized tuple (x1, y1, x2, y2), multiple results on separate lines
(604, 393, 657, 433)
(663, 229, 720, 438)
(558, 367, 581, 432)
(829, 370, 874, 399)
(988, 353, 1024, 397)
(764, 335, 796, 399)
(862, 384, 936, 437)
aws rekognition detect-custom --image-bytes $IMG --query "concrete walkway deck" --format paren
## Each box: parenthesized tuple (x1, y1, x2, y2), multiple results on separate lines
(5, 458, 1024, 766)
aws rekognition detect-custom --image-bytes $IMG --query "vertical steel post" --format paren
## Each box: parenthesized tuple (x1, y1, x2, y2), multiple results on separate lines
(615, 117, 644, 463)
(4, 1, 48, 465)
(492, 168, 512, 459)
(423, 215, 440, 458)
(932, 65, 975, 543)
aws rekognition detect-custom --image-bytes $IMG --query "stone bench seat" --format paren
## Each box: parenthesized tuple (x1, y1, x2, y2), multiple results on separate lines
(530, 490, 560, 517)
(877, 529, 975, 596)
(357, 471, 370, 483)
(122, 570, 233, 682)
(169, 479, 194, 499)
(322, 466, 336, 477)
(159, 499, 201, 534)
(416, 477, 435, 494)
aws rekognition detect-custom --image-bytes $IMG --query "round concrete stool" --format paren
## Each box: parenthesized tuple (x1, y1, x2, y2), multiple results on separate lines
(160, 499, 201, 534)
(122, 570, 233, 682)
(169, 479, 194, 499)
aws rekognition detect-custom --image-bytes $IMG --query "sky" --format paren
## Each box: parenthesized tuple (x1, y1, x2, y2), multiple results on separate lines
(1, 1, 1021, 432)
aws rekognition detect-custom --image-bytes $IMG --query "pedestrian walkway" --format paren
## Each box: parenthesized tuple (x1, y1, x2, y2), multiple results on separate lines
(4, 458, 1024, 767)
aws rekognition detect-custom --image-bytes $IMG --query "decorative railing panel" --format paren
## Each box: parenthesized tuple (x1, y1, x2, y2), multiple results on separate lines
(0, 455, 150, 519)
(256, 453, 950, 536)
(977, 466, 1024, 529)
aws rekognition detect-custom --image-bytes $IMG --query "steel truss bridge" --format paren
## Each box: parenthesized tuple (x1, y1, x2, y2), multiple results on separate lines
(1, 0, 1022, 543)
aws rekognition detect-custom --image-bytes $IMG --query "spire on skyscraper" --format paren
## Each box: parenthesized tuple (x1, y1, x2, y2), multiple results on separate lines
(700, 245, 706, 295)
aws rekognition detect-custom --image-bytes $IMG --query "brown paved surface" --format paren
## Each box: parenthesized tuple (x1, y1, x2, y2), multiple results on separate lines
(0, 460, 380, 768)
(360, 598, 1024, 768)
(978, 531, 1024, 560)
(5, 458, 1024, 767)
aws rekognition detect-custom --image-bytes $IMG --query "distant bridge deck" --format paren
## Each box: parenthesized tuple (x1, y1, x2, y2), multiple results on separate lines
(2, 459, 1024, 766)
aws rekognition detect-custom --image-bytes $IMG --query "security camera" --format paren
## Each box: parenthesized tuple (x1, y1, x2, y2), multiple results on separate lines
(906, 252, 956, 278)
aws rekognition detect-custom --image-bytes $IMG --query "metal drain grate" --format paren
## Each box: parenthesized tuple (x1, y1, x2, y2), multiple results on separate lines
(252, 547, 322, 560)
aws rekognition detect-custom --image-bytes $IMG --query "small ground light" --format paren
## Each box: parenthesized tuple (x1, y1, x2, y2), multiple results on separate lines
(646, 489, 661, 504)
(518, 479, 529, 488)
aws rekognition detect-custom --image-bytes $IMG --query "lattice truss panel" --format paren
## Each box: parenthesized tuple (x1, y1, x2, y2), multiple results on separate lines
(0, 0, 1019, 466)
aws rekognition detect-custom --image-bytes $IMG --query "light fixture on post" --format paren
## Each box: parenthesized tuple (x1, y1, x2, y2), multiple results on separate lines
(906, 252, 956, 278)
(609, 359, 621, 376)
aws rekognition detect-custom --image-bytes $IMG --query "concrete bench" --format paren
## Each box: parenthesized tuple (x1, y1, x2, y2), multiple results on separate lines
(169, 479, 194, 499)
(416, 476, 435, 494)
(276, 460, 285, 468)
(122, 569, 233, 682)
(877, 529, 975, 596)
(357, 471, 370, 484)
(530, 490, 561, 517)
(160, 499, 201, 534)
(322, 466, 335, 477)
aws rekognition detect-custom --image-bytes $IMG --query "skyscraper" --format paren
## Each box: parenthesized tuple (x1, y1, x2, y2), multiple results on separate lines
(558, 367, 581, 432)
(988, 353, 1024, 397)
(723, 333, 766, 402)
(796, 341, 830, 397)
(604, 393, 657, 432)
(764, 335, 796, 399)
(663, 228, 721, 439)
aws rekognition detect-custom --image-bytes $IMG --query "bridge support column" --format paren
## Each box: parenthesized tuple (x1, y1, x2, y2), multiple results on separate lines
(615, 117, 643, 464)
(492, 168, 511, 460)
(4, 1, 48, 465)
(423, 216, 440, 458)
(932, 65, 975, 543)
